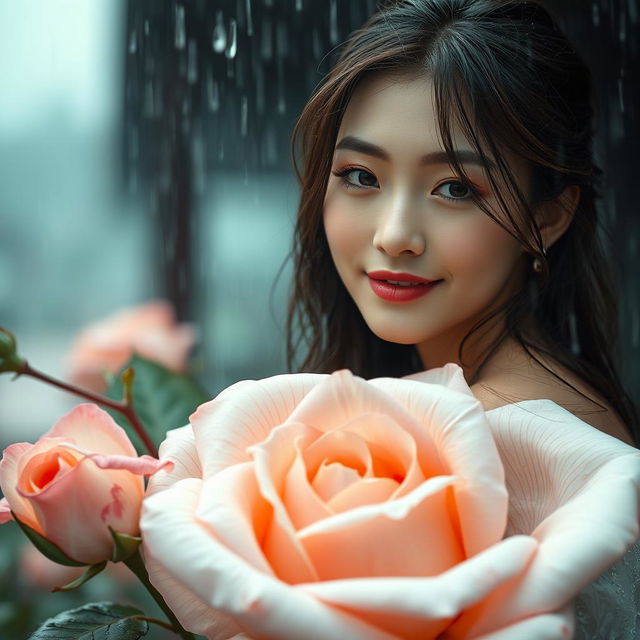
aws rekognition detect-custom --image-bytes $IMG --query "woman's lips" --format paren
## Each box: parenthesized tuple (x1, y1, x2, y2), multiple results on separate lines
(367, 271, 443, 302)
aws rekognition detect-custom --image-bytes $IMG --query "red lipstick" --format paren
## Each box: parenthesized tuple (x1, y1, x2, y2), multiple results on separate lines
(367, 270, 442, 303)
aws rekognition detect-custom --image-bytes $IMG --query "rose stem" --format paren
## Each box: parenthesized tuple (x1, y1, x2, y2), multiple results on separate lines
(19, 362, 158, 458)
(124, 549, 196, 640)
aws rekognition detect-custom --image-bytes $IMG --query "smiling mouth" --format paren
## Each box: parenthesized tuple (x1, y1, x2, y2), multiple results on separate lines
(367, 277, 443, 303)
(380, 279, 433, 287)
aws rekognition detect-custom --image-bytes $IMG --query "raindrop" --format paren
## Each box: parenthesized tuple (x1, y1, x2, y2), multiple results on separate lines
(592, 2, 600, 27)
(263, 128, 278, 165)
(240, 96, 248, 137)
(276, 20, 288, 58)
(187, 39, 198, 84)
(630, 0, 638, 24)
(261, 19, 273, 61)
(212, 10, 226, 53)
(618, 76, 624, 113)
(225, 19, 238, 59)
(312, 29, 322, 60)
(255, 63, 265, 114)
(277, 82, 286, 115)
(218, 139, 225, 161)
(296, 0, 303, 10)
(143, 81, 155, 118)
(619, 8, 626, 43)
(264, 0, 273, 6)
(329, 0, 338, 45)
(568, 311, 580, 356)
(128, 27, 138, 54)
(175, 5, 186, 50)
(245, 0, 254, 37)
(207, 73, 220, 112)
(144, 20, 150, 36)
(193, 134, 205, 194)
(128, 125, 139, 160)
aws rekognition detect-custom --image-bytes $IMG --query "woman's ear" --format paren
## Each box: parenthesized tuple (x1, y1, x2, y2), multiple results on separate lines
(535, 185, 580, 249)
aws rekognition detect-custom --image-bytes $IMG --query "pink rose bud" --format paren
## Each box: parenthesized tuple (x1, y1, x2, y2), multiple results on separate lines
(0, 404, 172, 565)
(66, 301, 196, 393)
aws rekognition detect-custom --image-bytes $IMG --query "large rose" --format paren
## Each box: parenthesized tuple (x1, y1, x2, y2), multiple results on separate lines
(66, 300, 196, 392)
(141, 366, 640, 639)
(0, 404, 171, 565)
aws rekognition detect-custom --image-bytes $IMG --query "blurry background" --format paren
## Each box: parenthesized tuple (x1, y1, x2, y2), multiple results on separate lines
(0, 0, 637, 635)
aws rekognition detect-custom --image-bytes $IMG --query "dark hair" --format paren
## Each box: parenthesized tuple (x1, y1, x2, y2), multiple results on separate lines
(287, 0, 639, 444)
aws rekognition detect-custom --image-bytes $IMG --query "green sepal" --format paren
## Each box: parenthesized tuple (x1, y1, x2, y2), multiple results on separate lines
(12, 512, 86, 567)
(52, 561, 107, 592)
(109, 527, 142, 563)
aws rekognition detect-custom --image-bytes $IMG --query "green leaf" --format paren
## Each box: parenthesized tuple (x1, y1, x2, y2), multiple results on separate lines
(104, 354, 210, 452)
(28, 602, 148, 639)
(109, 527, 141, 563)
(13, 514, 86, 567)
(52, 562, 107, 592)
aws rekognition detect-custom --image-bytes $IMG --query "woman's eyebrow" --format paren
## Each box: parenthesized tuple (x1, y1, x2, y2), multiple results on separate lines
(334, 135, 495, 170)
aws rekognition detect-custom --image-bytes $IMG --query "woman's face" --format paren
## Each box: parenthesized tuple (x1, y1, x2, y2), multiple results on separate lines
(323, 72, 531, 366)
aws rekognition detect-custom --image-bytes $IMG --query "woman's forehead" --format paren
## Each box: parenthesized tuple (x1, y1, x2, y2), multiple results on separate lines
(337, 72, 475, 157)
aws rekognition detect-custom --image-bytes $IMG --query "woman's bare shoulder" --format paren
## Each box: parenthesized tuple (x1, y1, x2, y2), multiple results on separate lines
(470, 346, 635, 446)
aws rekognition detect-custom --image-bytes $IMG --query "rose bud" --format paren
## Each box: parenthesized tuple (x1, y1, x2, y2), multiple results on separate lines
(0, 404, 172, 565)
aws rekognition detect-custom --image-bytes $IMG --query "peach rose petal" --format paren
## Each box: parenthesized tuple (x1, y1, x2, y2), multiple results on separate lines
(369, 376, 507, 557)
(190, 374, 327, 478)
(445, 401, 640, 638)
(288, 372, 447, 478)
(196, 464, 274, 576)
(300, 535, 537, 640)
(249, 423, 321, 583)
(0, 498, 12, 524)
(298, 475, 464, 580)
(312, 461, 361, 501)
(44, 404, 139, 458)
(146, 425, 202, 496)
(283, 439, 333, 529)
(0, 442, 39, 528)
(401, 362, 475, 397)
(143, 552, 243, 640)
(141, 478, 400, 640)
(19, 454, 142, 564)
(333, 413, 427, 498)
(328, 477, 398, 513)
(303, 428, 373, 480)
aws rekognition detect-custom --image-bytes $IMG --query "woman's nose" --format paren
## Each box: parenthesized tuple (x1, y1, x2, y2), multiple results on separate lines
(372, 197, 426, 257)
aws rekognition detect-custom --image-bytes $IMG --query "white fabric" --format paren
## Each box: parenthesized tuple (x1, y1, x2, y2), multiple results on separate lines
(572, 537, 640, 638)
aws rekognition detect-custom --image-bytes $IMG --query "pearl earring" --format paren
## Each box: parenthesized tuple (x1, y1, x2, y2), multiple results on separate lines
(532, 247, 547, 273)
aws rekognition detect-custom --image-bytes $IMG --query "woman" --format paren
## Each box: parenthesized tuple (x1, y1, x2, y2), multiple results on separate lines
(287, 0, 639, 448)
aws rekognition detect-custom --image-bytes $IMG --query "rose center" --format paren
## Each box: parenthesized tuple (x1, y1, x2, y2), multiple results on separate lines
(20, 447, 79, 494)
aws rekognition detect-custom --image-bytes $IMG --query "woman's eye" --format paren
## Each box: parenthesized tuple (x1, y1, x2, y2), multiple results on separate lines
(434, 181, 474, 201)
(333, 168, 379, 190)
